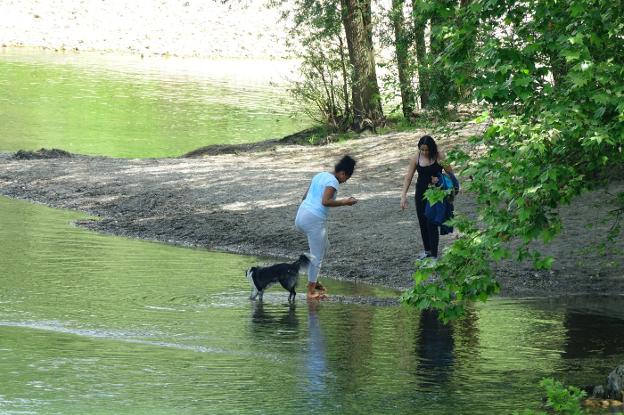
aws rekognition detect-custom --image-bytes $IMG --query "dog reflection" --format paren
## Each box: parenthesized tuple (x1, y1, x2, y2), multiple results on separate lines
(251, 301, 299, 334)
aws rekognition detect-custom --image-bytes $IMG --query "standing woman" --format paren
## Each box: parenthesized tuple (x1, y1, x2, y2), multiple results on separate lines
(296, 155, 358, 300)
(400, 135, 453, 260)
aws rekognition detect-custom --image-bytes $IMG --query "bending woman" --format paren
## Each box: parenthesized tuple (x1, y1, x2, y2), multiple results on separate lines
(295, 155, 357, 300)
(400, 135, 453, 260)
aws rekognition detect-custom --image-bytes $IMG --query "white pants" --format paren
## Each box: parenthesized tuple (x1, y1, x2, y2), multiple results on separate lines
(295, 208, 329, 283)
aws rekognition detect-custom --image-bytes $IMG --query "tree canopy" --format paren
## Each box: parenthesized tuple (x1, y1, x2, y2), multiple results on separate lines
(402, 0, 624, 320)
(264, 0, 623, 319)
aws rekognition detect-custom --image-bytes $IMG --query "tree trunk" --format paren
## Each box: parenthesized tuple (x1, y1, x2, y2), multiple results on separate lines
(457, 0, 475, 100)
(429, 1, 452, 57)
(412, 0, 429, 109)
(337, 33, 351, 123)
(391, 0, 415, 118)
(340, 0, 384, 129)
(425, 0, 457, 109)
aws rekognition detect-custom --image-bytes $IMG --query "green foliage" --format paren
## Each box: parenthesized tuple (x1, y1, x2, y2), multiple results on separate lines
(424, 186, 452, 205)
(402, 0, 624, 319)
(271, 0, 355, 132)
(401, 213, 501, 322)
(540, 378, 587, 415)
(512, 378, 587, 415)
(290, 38, 353, 131)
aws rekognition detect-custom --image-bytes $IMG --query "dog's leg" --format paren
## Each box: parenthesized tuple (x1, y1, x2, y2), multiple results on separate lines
(280, 271, 299, 304)
(258, 290, 264, 302)
(250, 282, 260, 300)
(247, 268, 258, 300)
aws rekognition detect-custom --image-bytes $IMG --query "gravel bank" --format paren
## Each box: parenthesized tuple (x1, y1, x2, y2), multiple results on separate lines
(1, 125, 622, 297)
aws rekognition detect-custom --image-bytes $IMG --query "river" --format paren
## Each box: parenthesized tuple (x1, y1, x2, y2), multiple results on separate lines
(1, 49, 623, 414)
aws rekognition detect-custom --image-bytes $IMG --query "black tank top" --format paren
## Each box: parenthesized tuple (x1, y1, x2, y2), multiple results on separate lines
(415, 153, 442, 196)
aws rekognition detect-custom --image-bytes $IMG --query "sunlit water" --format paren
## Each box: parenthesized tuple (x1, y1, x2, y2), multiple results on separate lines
(1, 49, 623, 414)
(0, 48, 310, 158)
(1, 196, 624, 414)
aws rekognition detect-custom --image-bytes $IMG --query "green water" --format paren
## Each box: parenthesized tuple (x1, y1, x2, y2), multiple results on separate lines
(0, 49, 310, 158)
(1, 195, 624, 414)
(2, 49, 623, 414)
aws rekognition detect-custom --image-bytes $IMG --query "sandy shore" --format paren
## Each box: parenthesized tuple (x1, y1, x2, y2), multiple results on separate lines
(1, 124, 622, 297)
(0, 0, 289, 59)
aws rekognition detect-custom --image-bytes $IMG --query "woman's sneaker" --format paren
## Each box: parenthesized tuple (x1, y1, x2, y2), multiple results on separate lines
(417, 251, 431, 260)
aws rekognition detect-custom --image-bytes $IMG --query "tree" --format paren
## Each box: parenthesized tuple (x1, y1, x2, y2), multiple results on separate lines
(390, 0, 415, 118)
(287, 0, 353, 130)
(339, 0, 384, 129)
(271, 0, 384, 132)
(411, 0, 429, 109)
(270, 0, 355, 131)
(402, 0, 624, 320)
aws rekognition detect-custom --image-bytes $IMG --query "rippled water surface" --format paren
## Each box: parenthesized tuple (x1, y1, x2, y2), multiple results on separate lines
(0, 48, 310, 158)
(1, 196, 624, 414)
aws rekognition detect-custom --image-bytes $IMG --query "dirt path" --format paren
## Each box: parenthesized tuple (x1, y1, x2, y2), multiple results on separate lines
(1, 124, 622, 297)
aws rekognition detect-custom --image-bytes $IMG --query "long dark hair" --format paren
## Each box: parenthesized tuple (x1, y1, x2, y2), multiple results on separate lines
(418, 135, 438, 161)
(335, 155, 356, 176)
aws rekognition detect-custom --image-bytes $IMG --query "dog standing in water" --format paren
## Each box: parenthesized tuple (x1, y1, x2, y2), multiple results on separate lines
(246, 254, 312, 303)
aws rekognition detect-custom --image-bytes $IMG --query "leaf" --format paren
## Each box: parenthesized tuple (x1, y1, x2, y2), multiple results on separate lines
(473, 110, 490, 123)
(512, 74, 532, 87)
(491, 247, 510, 261)
(424, 187, 451, 205)
(534, 256, 555, 270)
(414, 268, 433, 284)
(590, 92, 612, 105)
(568, 33, 585, 45)
(524, 185, 541, 195)
(568, 71, 590, 87)
(561, 49, 580, 62)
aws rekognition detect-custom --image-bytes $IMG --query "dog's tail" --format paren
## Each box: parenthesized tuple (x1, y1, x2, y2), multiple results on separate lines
(246, 267, 256, 283)
(297, 253, 313, 270)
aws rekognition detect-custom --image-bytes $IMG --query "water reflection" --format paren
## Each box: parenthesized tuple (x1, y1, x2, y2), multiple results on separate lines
(563, 311, 624, 359)
(451, 307, 481, 355)
(305, 301, 328, 405)
(250, 302, 299, 335)
(416, 310, 455, 388)
(3, 196, 624, 414)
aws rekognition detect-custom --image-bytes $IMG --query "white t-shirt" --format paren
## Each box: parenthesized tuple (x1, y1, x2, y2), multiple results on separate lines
(298, 172, 339, 219)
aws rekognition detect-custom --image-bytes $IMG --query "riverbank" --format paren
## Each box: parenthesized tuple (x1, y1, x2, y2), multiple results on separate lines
(0, 0, 289, 59)
(1, 124, 623, 297)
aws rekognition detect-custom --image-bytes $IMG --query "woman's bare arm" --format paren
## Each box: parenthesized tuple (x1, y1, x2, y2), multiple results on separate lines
(400, 155, 418, 209)
(322, 187, 357, 207)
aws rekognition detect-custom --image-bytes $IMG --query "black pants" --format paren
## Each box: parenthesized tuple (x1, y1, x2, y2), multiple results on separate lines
(415, 192, 439, 257)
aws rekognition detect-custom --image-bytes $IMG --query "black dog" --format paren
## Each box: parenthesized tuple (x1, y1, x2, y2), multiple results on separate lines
(246, 254, 311, 303)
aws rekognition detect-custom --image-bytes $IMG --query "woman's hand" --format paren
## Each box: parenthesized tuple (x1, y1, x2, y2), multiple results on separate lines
(431, 176, 439, 184)
(344, 197, 358, 206)
(400, 194, 408, 210)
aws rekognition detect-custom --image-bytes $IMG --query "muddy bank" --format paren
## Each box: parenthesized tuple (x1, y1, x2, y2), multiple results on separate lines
(1, 125, 623, 296)
(183, 128, 323, 157)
